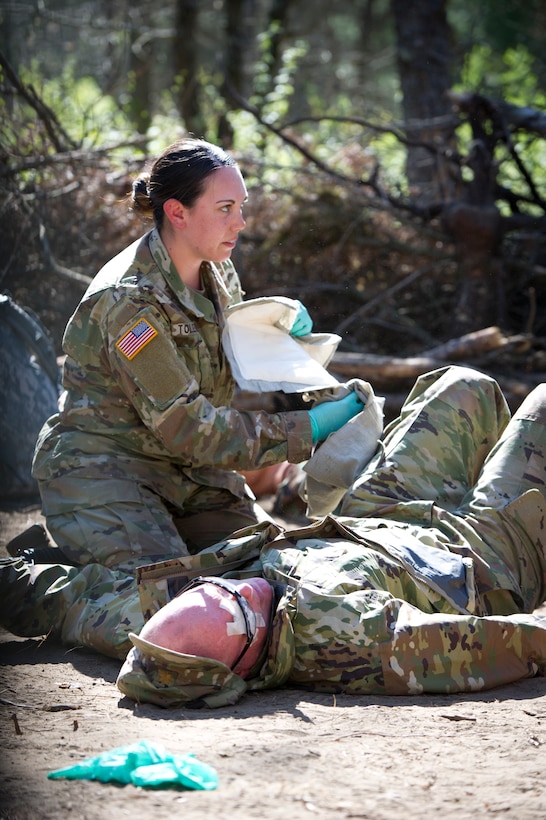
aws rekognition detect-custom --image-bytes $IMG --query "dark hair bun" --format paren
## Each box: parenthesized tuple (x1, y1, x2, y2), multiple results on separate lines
(131, 173, 154, 218)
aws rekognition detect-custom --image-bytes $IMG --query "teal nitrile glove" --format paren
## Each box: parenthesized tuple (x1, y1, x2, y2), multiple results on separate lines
(308, 392, 364, 444)
(290, 301, 313, 337)
(47, 740, 218, 791)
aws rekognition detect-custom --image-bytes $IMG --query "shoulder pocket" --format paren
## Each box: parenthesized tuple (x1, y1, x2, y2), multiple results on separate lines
(112, 308, 193, 409)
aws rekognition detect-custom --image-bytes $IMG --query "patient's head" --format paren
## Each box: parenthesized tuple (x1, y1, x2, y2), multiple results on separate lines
(138, 576, 274, 678)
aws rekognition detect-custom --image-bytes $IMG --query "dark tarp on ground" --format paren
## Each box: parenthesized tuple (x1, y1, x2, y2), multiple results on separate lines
(0, 294, 60, 502)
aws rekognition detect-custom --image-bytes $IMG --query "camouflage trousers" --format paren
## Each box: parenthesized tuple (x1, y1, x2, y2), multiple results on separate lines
(341, 365, 546, 612)
(38, 476, 266, 573)
(0, 558, 140, 659)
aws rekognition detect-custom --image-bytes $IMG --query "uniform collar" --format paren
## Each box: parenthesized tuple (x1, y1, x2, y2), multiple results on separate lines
(148, 228, 231, 319)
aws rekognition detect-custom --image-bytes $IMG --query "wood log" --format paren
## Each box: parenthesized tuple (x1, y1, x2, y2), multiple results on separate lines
(420, 326, 506, 359)
(330, 326, 510, 384)
(330, 353, 443, 384)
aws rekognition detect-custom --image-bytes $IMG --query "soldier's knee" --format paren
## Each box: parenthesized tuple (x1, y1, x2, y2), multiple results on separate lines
(410, 366, 501, 410)
(513, 384, 546, 425)
(437, 366, 508, 420)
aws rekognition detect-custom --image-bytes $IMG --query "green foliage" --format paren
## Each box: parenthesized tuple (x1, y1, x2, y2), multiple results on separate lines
(251, 29, 308, 123)
(147, 102, 186, 157)
(454, 44, 546, 215)
(459, 43, 546, 106)
(17, 61, 135, 149)
(366, 131, 408, 194)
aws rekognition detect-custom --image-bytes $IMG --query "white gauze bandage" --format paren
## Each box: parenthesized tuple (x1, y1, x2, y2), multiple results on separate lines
(218, 595, 261, 637)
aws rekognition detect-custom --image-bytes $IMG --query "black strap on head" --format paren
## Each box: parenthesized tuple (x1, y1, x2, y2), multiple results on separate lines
(176, 576, 257, 671)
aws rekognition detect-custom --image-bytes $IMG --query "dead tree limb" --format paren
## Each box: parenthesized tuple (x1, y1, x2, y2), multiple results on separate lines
(39, 223, 92, 287)
(330, 326, 513, 384)
(420, 326, 508, 359)
(330, 352, 445, 383)
(334, 261, 443, 337)
(0, 51, 77, 153)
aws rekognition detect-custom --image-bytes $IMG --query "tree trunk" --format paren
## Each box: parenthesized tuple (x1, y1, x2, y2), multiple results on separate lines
(391, 0, 458, 203)
(173, 0, 205, 135)
(442, 93, 511, 333)
(127, 27, 153, 137)
(219, 0, 259, 147)
(253, 0, 292, 112)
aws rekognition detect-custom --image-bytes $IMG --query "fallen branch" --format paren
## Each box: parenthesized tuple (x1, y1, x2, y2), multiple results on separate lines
(331, 326, 513, 383)
(334, 262, 443, 337)
(420, 326, 509, 359)
(39, 223, 93, 287)
(330, 351, 445, 383)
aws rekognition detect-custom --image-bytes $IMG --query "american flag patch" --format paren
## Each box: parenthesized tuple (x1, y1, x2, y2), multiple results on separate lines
(116, 318, 158, 359)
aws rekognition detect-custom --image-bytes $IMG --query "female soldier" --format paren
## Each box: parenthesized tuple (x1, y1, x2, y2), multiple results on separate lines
(24, 139, 360, 572)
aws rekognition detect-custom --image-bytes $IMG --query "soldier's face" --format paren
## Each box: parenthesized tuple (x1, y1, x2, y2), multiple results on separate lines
(181, 166, 248, 264)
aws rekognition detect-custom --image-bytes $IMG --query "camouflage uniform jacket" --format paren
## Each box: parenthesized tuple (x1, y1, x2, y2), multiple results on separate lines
(32, 229, 313, 509)
(117, 513, 546, 707)
(255, 516, 546, 699)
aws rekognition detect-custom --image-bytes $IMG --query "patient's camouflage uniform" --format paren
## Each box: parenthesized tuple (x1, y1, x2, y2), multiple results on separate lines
(3, 366, 546, 704)
(31, 228, 313, 570)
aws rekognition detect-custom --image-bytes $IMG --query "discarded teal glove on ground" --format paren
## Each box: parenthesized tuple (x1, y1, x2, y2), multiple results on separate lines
(290, 300, 313, 336)
(47, 740, 218, 790)
(308, 392, 364, 443)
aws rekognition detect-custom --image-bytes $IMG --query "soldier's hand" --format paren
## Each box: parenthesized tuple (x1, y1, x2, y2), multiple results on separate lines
(308, 392, 364, 443)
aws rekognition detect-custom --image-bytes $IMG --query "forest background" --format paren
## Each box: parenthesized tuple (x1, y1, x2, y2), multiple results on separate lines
(2, 6, 546, 818)
(1, 0, 546, 410)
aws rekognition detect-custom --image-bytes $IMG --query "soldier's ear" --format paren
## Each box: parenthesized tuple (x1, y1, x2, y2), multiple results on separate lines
(163, 198, 186, 229)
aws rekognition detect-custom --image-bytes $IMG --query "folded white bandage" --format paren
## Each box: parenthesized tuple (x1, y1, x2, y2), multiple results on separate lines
(223, 297, 341, 392)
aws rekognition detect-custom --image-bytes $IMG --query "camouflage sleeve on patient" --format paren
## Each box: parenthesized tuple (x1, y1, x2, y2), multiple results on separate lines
(257, 535, 546, 696)
(284, 588, 546, 695)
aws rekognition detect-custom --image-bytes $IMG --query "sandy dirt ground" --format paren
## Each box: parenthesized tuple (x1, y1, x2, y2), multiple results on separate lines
(1, 504, 546, 820)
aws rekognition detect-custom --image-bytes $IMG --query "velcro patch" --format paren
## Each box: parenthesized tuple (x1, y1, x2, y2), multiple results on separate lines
(116, 318, 158, 359)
